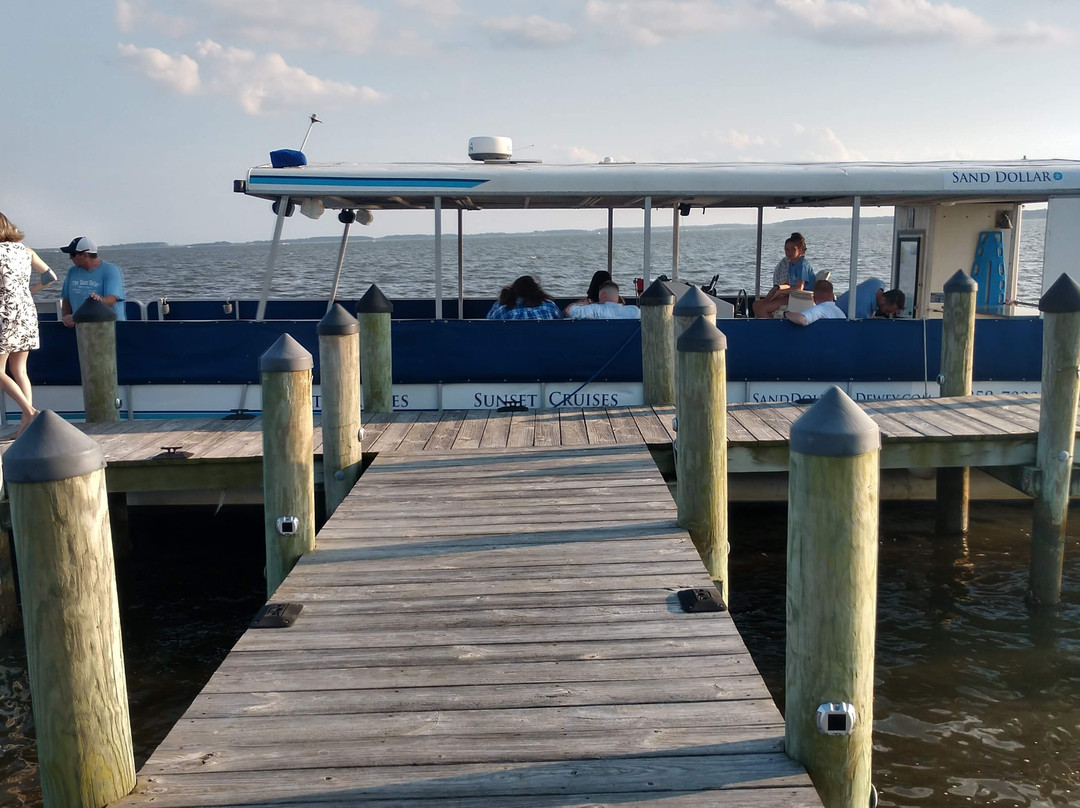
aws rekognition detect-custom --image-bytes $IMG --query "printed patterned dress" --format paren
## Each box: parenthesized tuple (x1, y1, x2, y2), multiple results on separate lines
(0, 242, 40, 352)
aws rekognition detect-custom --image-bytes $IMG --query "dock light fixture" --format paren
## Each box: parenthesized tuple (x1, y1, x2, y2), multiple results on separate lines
(276, 516, 300, 535)
(815, 702, 857, 735)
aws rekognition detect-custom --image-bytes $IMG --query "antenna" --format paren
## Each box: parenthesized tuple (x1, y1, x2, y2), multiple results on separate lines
(299, 114, 322, 151)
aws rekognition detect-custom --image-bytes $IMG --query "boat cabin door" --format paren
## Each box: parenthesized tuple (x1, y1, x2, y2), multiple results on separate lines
(894, 230, 921, 319)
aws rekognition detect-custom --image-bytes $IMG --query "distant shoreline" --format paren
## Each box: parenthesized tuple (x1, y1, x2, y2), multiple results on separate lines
(98, 209, 1045, 251)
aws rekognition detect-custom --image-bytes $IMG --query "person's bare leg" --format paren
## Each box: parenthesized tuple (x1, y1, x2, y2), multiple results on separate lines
(8, 351, 32, 411)
(0, 353, 36, 437)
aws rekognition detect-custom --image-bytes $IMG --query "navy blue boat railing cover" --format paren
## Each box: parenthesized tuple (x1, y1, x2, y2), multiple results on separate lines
(30, 316, 1043, 387)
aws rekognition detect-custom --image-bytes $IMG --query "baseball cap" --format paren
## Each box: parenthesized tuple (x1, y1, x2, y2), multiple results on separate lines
(60, 236, 97, 255)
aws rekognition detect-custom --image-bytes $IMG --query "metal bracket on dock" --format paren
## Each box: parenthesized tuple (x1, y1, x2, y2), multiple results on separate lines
(677, 587, 726, 613)
(154, 446, 193, 459)
(251, 602, 303, 628)
(978, 464, 1080, 498)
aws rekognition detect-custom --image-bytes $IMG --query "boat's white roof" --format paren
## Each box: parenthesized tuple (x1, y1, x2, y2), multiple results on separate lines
(242, 158, 1080, 211)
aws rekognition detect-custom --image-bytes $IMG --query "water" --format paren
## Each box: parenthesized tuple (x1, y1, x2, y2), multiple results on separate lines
(5, 217, 1074, 807)
(29, 218, 1045, 306)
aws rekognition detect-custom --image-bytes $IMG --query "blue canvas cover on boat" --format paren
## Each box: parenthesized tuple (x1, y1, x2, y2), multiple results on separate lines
(269, 149, 307, 168)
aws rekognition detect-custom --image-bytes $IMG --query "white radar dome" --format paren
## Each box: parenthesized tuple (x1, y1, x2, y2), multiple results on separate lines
(468, 136, 513, 161)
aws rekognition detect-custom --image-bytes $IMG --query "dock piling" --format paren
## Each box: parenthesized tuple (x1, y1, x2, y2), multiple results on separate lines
(639, 279, 676, 406)
(675, 316, 729, 602)
(356, 284, 394, 413)
(786, 387, 879, 808)
(936, 269, 977, 535)
(1030, 273, 1080, 605)
(318, 304, 363, 517)
(2, 411, 135, 807)
(73, 298, 120, 422)
(672, 286, 716, 408)
(260, 334, 316, 597)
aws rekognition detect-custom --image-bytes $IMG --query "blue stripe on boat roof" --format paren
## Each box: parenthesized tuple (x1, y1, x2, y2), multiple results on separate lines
(248, 176, 487, 189)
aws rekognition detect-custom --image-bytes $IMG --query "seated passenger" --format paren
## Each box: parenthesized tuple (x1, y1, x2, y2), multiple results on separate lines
(486, 275, 563, 320)
(772, 232, 815, 291)
(835, 278, 906, 319)
(564, 270, 622, 314)
(565, 281, 641, 320)
(783, 280, 845, 326)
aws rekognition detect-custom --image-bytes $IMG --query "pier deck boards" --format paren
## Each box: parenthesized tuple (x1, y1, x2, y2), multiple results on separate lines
(111, 444, 820, 807)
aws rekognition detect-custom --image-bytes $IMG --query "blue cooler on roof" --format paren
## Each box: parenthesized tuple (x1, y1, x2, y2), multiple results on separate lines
(270, 149, 307, 168)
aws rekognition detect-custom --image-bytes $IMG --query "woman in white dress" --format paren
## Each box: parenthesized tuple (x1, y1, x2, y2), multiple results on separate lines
(0, 212, 57, 437)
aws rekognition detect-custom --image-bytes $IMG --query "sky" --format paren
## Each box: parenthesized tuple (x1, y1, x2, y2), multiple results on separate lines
(3, 0, 1078, 248)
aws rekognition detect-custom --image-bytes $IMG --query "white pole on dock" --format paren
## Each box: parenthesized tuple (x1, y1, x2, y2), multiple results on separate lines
(937, 269, 977, 535)
(318, 304, 363, 517)
(1030, 273, 1080, 605)
(786, 387, 879, 808)
(260, 334, 316, 597)
(73, 298, 120, 422)
(2, 411, 135, 807)
(675, 316, 729, 602)
(356, 284, 394, 414)
(640, 279, 676, 406)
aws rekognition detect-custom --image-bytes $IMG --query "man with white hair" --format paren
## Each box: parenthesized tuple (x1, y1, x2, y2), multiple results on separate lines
(565, 281, 640, 320)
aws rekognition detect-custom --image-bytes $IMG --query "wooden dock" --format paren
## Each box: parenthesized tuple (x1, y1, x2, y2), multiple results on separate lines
(111, 444, 821, 807)
(0, 393, 1061, 488)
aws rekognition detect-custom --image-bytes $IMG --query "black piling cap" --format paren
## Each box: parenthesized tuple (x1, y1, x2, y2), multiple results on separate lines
(356, 284, 393, 314)
(677, 315, 727, 353)
(639, 279, 676, 306)
(2, 410, 106, 483)
(943, 269, 977, 294)
(1039, 274, 1080, 313)
(673, 285, 716, 318)
(790, 386, 880, 457)
(318, 303, 360, 336)
(259, 333, 313, 373)
(72, 297, 118, 323)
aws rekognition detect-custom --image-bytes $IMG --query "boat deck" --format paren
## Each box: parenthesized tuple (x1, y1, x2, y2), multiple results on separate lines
(111, 444, 821, 807)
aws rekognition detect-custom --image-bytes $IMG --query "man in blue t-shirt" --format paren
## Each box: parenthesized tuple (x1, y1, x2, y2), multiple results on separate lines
(835, 277, 905, 319)
(59, 236, 127, 325)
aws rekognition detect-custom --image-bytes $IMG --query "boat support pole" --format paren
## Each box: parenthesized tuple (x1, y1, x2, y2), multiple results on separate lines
(326, 218, 353, 313)
(671, 205, 680, 282)
(643, 196, 652, 285)
(434, 197, 443, 319)
(458, 210, 464, 320)
(755, 207, 763, 297)
(256, 195, 290, 322)
(607, 209, 614, 274)
(847, 196, 861, 317)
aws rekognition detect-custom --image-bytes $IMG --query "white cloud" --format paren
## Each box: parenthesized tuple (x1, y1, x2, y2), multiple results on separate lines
(396, 0, 461, 23)
(789, 124, 866, 161)
(196, 0, 383, 53)
(696, 124, 864, 161)
(582, 0, 1068, 46)
(117, 43, 200, 95)
(708, 129, 769, 150)
(116, 0, 191, 36)
(482, 15, 576, 48)
(584, 0, 756, 45)
(117, 40, 385, 115)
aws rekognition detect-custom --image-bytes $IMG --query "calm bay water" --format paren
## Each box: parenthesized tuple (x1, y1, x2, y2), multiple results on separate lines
(3, 218, 1074, 807)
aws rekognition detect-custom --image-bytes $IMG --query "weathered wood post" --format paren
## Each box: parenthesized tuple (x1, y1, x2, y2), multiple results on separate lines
(260, 334, 316, 597)
(0, 513, 17, 637)
(1030, 274, 1080, 605)
(675, 316, 729, 602)
(356, 284, 394, 414)
(73, 297, 120, 423)
(936, 269, 977, 535)
(2, 410, 135, 806)
(640, 279, 676, 406)
(786, 387, 879, 808)
(673, 286, 716, 412)
(318, 304, 363, 518)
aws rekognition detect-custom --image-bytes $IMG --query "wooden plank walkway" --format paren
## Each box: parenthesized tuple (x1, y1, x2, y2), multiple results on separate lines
(111, 444, 820, 807)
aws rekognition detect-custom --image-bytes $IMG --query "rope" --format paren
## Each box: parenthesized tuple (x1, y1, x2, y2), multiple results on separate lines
(551, 325, 642, 408)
